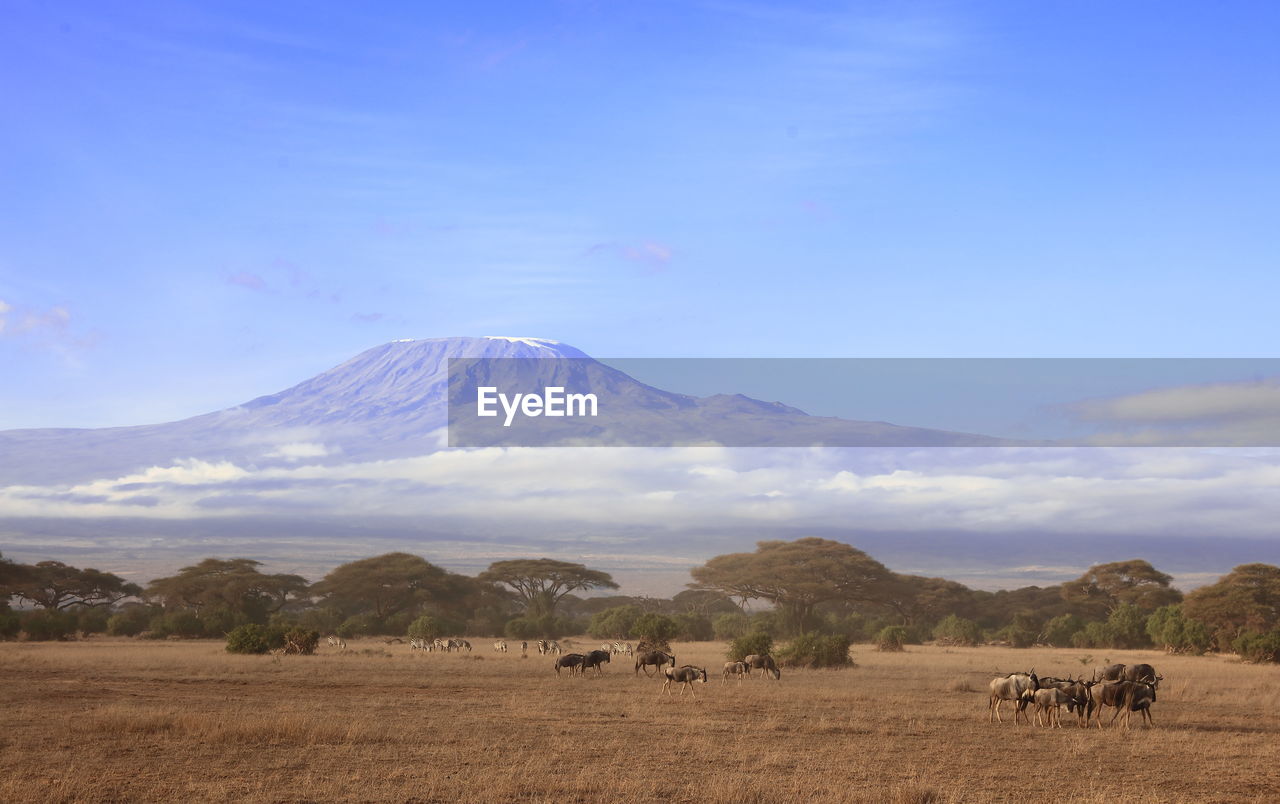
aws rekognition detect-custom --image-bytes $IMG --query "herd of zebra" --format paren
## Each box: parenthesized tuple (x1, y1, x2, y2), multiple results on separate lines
(988, 662, 1164, 729)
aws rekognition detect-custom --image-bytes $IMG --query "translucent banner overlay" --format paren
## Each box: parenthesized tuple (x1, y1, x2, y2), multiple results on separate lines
(447, 358, 1280, 447)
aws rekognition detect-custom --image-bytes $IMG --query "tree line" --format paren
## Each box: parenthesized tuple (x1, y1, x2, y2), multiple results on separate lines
(2, 539, 1278, 663)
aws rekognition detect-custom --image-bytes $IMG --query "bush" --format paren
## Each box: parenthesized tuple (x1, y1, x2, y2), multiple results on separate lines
(875, 625, 907, 652)
(0, 611, 19, 640)
(337, 615, 373, 640)
(72, 607, 111, 635)
(408, 614, 452, 641)
(504, 614, 576, 640)
(19, 609, 78, 641)
(779, 632, 853, 669)
(712, 612, 750, 640)
(727, 631, 773, 661)
(1146, 604, 1212, 655)
(226, 623, 272, 654)
(933, 614, 982, 646)
(107, 605, 154, 637)
(1041, 614, 1085, 648)
(673, 613, 713, 641)
(1071, 621, 1110, 649)
(279, 627, 320, 655)
(148, 610, 206, 639)
(1233, 629, 1280, 664)
(633, 613, 680, 644)
(588, 605, 643, 639)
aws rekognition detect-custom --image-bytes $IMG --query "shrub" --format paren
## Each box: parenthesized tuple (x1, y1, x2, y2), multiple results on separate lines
(1041, 614, 1085, 648)
(0, 611, 19, 640)
(588, 605, 643, 639)
(226, 623, 272, 654)
(673, 613, 713, 641)
(1146, 604, 1212, 655)
(504, 618, 539, 640)
(336, 615, 373, 640)
(148, 610, 206, 639)
(73, 607, 111, 635)
(876, 625, 907, 652)
(1233, 629, 1280, 664)
(633, 613, 680, 644)
(712, 612, 750, 640)
(407, 615, 451, 641)
(727, 631, 773, 661)
(279, 627, 319, 655)
(107, 605, 154, 636)
(19, 609, 78, 641)
(779, 633, 853, 669)
(1071, 621, 1110, 649)
(933, 614, 982, 646)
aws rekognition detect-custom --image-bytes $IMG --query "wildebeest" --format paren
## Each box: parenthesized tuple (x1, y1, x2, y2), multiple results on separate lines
(661, 665, 708, 697)
(1123, 663, 1162, 688)
(1098, 663, 1126, 682)
(722, 661, 749, 683)
(582, 649, 611, 677)
(554, 653, 586, 676)
(988, 671, 1039, 723)
(1091, 680, 1156, 729)
(1031, 686, 1086, 728)
(743, 654, 781, 680)
(635, 651, 675, 677)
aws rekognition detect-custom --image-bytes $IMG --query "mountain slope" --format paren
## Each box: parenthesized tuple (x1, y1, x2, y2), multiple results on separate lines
(0, 336, 1009, 485)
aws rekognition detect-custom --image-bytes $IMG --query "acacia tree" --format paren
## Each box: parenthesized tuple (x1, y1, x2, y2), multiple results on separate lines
(478, 559, 618, 618)
(689, 538, 893, 634)
(1060, 559, 1182, 617)
(146, 558, 308, 622)
(311, 553, 473, 625)
(8, 560, 141, 610)
(1184, 563, 1280, 650)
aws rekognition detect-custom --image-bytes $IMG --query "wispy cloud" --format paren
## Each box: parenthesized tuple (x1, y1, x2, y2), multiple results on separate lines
(586, 241, 674, 270)
(1071, 379, 1280, 446)
(226, 272, 268, 291)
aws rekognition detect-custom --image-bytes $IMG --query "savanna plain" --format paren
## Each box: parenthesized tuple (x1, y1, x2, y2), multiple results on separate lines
(2, 639, 1277, 803)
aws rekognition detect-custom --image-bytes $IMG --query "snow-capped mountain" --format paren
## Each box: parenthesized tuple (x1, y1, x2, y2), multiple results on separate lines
(0, 336, 1008, 485)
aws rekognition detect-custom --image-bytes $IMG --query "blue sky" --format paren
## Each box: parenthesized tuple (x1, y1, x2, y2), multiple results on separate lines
(2, 1, 1279, 429)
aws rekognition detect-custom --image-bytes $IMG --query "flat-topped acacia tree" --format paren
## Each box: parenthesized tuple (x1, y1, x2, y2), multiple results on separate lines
(690, 538, 894, 634)
(478, 559, 618, 619)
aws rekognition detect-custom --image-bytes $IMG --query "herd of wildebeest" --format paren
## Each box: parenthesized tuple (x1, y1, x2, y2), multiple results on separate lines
(987, 662, 1163, 729)
(355, 635, 1165, 720)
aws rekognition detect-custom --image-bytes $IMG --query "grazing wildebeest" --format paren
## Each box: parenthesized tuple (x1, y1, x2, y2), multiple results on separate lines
(743, 654, 781, 680)
(582, 649, 611, 677)
(555, 653, 586, 676)
(722, 661, 749, 683)
(988, 671, 1040, 723)
(635, 651, 675, 677)
(1091, 680, 1156, 729)
(1123, 663, 1162, 688)
(661, 665, 708, 697)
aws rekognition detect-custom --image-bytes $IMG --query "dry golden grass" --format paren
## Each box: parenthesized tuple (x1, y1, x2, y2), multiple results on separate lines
(2, 638, 1278, 802)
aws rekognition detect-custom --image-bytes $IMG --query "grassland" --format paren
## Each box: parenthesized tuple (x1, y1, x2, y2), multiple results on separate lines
(2, 638, 1278, 803)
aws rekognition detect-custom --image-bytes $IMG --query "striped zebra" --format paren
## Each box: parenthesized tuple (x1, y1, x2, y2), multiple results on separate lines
(609, 641, 633, 656)
(409, 638, 430, 652)
(493, 640, 508, 652)
(326, 635, 347, 650)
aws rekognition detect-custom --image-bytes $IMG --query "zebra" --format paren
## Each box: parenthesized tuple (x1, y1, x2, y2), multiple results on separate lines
(609, 641, 634, 656)
(409, 638, 429, 652)
(457, 638, 472, 652)
(325, 635, 347, 650)
(493, 640, 508, 653)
